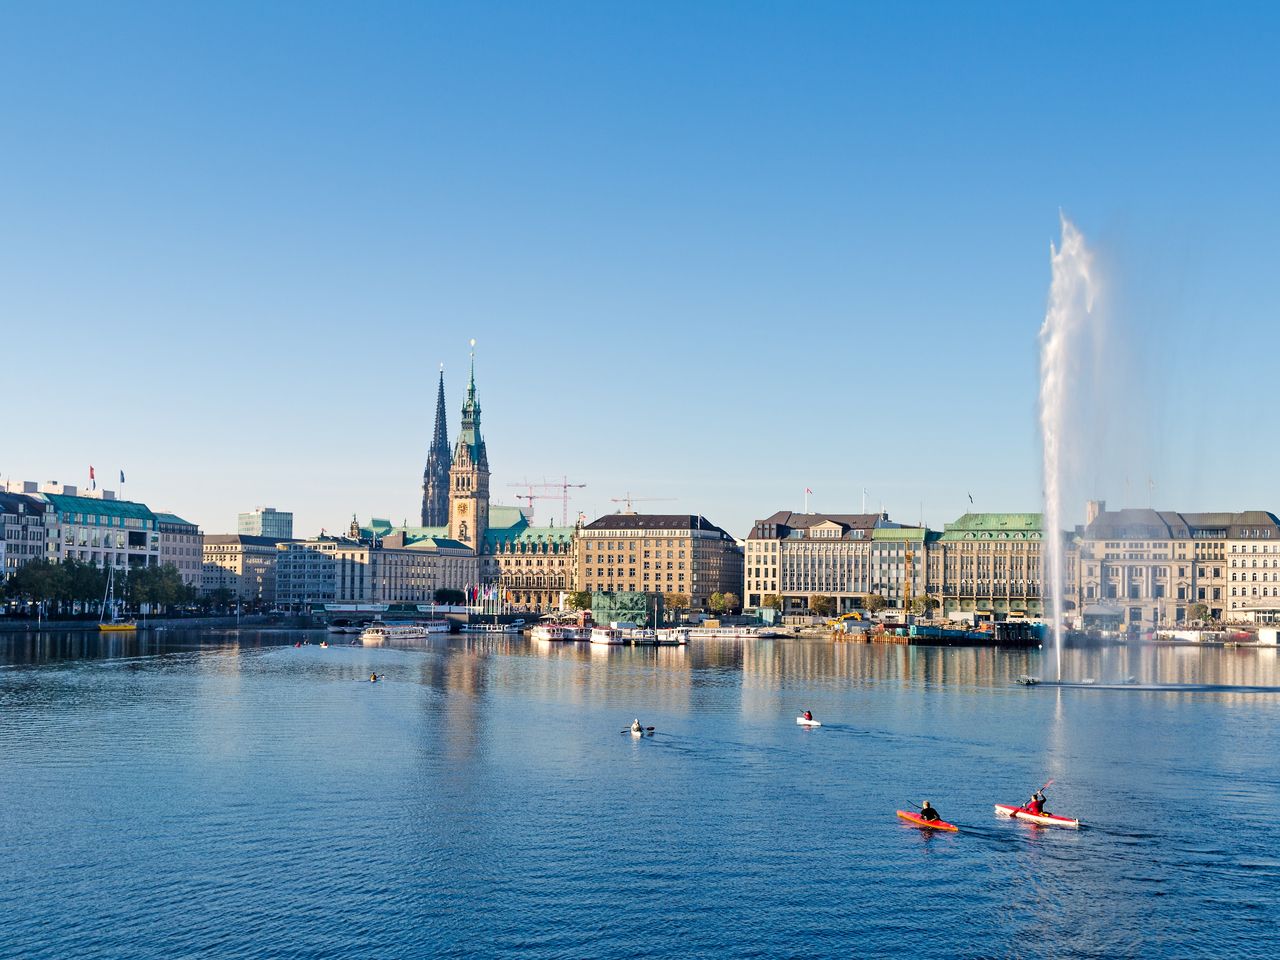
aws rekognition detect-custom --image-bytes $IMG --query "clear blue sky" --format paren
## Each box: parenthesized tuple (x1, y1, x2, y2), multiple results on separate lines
(3, 2, 1277, 538)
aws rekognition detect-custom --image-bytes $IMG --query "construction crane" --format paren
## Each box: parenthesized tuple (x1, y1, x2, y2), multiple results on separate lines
(507, 477, 586, 527)
(610, 492, 676, 513)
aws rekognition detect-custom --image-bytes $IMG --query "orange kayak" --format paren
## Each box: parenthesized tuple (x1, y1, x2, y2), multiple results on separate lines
(896, 810, 958, 832)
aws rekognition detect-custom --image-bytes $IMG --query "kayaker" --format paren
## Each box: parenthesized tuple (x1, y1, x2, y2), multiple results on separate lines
(918, 801, 941, 822)
(803, 710, 814, 721)
(370, 673, 378, 683)
(1025, 790, 1046, 815)
(631, 719, 643, 734)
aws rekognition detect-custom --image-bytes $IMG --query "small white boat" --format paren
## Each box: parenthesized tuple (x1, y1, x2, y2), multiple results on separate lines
(655, 628, 690, 646)
(590, 627, 627, 645)
(326, 619, 354, 634)
(796, 716, 822, 727)
(461, 623, 521, 634)
(685, 626, 767, 640)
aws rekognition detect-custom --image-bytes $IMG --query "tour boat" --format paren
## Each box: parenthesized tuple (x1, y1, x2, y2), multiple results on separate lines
(684, 626, 769, 640)
(97, 566, 137, 633)
(530, 624, 586, 641)
(897, 810, 958, 832)
(993, 804, 1080, 829)
(590, 627, 627, 645)
(361, 622, 437, 644)
(460, 622, 521, 634)
(655, 628, 690, 645)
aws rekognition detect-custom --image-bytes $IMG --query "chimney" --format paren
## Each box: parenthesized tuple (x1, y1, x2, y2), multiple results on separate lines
(1085, 500, 1105, 526)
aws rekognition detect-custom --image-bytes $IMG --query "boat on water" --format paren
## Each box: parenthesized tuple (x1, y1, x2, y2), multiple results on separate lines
(655, 627, 690, 646)
(97, 566, 136, 633)
(684, 626, 778, 640)
(1015, 676, 1041, 686)
(530, 624, 586, 641)
(460, 622, 522, 634)
(590, 627, 628, 645)
(994, 804, 1080, 829)
(361, 621, 448, 644)
(327, 619, 355, 634)
(897, 810, 958, 832)
(796, 716, 822, 727)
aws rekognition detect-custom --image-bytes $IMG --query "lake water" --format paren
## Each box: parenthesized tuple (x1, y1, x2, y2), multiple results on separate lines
(2, 629, 1278, 959)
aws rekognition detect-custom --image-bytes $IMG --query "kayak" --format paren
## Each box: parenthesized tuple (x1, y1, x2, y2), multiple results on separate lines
(994, 803, 1080, 829)
(897, 810, 958, 832)
(796, 717, 822, 727)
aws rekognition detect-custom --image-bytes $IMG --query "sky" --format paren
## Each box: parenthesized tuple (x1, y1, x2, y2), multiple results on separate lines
(3, 2, 1278, 539)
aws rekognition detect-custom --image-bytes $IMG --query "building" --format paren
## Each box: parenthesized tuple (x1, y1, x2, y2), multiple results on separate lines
(237, 506, 293, 540)
(744, 511, 898, 613)
(929, 513, 1045, 619)
(202, 534, 285, 603)
(275, 518, 477, 608)
(576, 513, 742, 610)
(871, 527, 935, 610)
(25, 483, 162, 570)
(421, 370, 452, 527)
(0, 491, 54, 579)
(155, 513, 204, 587)
(1070, 501, 1277, 628)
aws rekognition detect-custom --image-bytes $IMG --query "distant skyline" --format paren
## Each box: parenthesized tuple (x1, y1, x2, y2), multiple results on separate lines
(4, 3, 1279, 538)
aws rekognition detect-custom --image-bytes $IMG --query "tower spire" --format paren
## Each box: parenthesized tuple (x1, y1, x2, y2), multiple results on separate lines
(421, 363, 452, 526)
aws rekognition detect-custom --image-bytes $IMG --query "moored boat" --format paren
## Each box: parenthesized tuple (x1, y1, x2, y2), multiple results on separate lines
(530, 624, 586, 641)
(361, 622, 436, 644)
(590, 627, 627, 645)
(993, 803, 1080, 829)
(896, 810, 958, 832)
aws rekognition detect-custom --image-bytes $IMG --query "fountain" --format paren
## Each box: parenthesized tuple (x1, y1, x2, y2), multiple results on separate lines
(1039, 214, 1099, 680)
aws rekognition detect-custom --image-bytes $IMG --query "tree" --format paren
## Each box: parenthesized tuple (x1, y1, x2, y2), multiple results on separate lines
(567, 591, 592, 611)
(434, 588, 465, 605)
(863, 594, 888, 615)
(809, 594, 836, 617)
(722, 592, 740, 614)
(910, 594, 938, 616)
(761, 594, 782, 612)
(207, 587, 235, 613)
(6, 560, 69, 612)
(663, 592, 690, 618)
(1188, 602, 1209, 623)
(707, 592, 727, 614)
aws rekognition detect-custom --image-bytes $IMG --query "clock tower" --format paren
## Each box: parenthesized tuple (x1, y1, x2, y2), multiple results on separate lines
(448, 342, 490, 549)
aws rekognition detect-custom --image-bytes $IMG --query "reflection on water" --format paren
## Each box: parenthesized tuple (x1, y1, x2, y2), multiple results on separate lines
(1, 628, 1279, 959)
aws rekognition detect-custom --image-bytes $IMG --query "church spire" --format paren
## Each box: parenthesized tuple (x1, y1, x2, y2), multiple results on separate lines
(421, 364, 452, 526)
(449, 339, 490, 548)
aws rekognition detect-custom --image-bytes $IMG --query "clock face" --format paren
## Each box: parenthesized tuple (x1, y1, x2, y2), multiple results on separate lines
(459, 502, 469, 515)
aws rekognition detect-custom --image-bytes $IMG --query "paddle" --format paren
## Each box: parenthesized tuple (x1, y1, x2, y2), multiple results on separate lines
(619, 727, 656, 734)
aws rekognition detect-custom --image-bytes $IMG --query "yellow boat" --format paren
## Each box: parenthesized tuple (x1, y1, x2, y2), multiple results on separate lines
(98, 621, 138, 633)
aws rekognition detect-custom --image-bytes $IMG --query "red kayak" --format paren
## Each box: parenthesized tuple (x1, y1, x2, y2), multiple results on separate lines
(993, 803, 1080, 829)
(897, 810, 959, 832)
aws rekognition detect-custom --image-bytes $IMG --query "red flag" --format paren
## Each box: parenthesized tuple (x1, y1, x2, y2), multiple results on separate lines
(89, 465, 96, 490)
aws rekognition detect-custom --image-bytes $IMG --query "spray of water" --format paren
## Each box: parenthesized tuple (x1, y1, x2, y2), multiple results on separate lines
(1039, 214, 1098, 680)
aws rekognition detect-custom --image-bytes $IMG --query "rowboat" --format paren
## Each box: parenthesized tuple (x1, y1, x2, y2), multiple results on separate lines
(994, 803, 1080, 829)
(897, 810, 958, 832)
(795, 716, 822, 727)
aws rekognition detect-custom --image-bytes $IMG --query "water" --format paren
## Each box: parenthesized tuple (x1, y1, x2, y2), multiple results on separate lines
(1040, 213, 1100, 681)
(2, 629, 1279, 959)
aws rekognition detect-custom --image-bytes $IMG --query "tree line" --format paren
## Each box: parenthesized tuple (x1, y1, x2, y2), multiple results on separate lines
(4, 560, 202, 616)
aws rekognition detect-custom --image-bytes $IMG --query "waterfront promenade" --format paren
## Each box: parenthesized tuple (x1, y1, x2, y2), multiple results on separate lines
(2, 628, 1277, 958)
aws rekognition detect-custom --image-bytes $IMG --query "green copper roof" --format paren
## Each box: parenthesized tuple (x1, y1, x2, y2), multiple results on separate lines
(43, 493, 156, 524)
(872, 527, 929, 542)
(940, 512, 1043, 541)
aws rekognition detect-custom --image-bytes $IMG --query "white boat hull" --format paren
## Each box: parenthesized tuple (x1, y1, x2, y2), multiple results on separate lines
(796, 717, 822, 727)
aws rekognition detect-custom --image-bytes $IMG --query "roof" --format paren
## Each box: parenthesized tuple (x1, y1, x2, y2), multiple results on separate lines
(748, 511, 888, 540)
(939, 512, 1043, 541)
(486, 525, 574, 550)
(41, 492, 156, 523)
(154, 512, 199, 529)
(583, 513, 732, 537)
(872, 526, 930, 542)
(0, 492, 48, 516)
(1080, 509, 1280, 541)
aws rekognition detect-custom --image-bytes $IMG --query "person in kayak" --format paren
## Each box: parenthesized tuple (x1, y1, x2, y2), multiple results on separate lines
(803, 710, 814, 722)
(370, 673, 378, 683)
(918, 801, 941, 822)
(1025, 790, 1047, 815)
(631, 719, 643, 734)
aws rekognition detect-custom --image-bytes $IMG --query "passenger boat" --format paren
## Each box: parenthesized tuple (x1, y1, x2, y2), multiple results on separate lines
(460, 622, 521, 634)
(684, 626, 770, 640)
(530, 624, 586, 641)
(361, 621, 440, 644)
(993, 804, 1080, 829)
(655, 628, 690, 645)
(590, 627, 627, 645)
(327, 618, 354, 634)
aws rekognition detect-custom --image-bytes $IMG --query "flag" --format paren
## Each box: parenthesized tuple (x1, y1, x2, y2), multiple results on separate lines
(89, 465, 96, 491)
(119, 470, 126, 484)
(805, 487, 813, 495)
(968, 493, 973, 504)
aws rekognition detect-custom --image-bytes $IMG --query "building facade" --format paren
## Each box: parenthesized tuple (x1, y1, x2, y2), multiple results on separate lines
(0, 491, 54, 579)
(202, 534, 285, 603)
(237, 506, 293, 540)
(576, 514, 742, 610)
(929, 513, 1045, 619)
(744, 511, 897, 613)
(275, 521, 477, 608)
(155, 513, 204, 587)
(28, 483, 162, 570)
